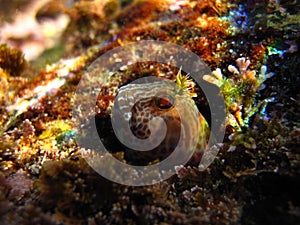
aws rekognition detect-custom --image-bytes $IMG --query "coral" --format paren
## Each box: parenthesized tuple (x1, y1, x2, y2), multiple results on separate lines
(203, 56, 274, 131)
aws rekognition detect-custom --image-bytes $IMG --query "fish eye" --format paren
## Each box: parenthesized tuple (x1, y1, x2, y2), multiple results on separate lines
(154, 93, 175, 109)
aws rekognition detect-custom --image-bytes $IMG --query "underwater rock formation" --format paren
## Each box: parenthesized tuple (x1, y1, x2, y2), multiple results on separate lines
(0, 0, 299, 224)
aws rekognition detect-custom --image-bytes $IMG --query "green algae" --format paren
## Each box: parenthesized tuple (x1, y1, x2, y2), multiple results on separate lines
(30, 44, 66, 71)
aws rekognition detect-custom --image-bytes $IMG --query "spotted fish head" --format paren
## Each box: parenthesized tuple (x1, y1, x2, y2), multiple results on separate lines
(129, 91, 179, 139)
(113, 71, 209, 165)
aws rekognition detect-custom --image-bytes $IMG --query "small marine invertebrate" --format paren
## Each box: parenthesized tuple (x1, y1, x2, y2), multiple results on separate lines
(203, 57, 274, 131)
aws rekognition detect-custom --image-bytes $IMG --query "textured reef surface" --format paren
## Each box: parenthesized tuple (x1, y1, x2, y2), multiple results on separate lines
(0, 0, 299, 224)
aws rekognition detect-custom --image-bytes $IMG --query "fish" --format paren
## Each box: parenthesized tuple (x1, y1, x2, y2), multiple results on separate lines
(112, 70, 210, 166)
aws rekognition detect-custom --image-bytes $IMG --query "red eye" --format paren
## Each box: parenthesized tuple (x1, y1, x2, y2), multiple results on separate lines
(154, 93, 174, 109)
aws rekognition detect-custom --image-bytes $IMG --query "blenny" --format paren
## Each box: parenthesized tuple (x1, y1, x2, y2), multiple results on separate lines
(113, 69, 210, 166)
